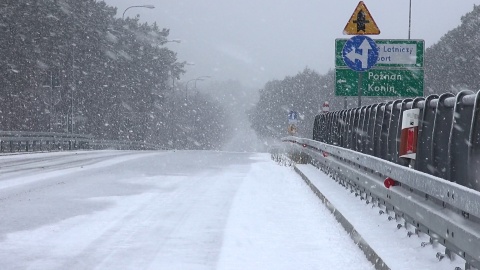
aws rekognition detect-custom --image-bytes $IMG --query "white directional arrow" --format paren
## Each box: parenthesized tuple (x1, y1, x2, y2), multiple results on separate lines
(346, 39, 373, 69)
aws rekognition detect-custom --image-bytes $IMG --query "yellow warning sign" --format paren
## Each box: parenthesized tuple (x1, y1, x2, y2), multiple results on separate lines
(343, 1, 380, 35)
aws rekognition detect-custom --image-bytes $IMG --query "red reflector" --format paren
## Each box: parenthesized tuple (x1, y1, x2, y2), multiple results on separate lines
(384, 177, 396, 189)
(406, 128, 415, 153)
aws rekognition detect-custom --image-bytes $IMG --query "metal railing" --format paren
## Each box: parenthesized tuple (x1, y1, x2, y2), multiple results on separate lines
(282, 91, 480, 269)
(0, 131, 164, 152)
(284, 136, 480, 270)
(313, 91, 480, 192)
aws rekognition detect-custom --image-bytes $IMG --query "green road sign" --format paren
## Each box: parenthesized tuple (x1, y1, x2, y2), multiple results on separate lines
(336, 39, 424, 68)
(335, 38, 424, 98)
(335, 68, 424, 97)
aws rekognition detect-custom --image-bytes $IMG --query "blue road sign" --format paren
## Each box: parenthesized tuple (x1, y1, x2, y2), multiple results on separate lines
(342, 35, 378, 72)
(288, 111, 298, 121)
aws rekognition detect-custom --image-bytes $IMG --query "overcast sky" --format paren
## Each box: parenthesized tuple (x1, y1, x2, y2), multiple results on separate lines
(102, 0, 480, 88)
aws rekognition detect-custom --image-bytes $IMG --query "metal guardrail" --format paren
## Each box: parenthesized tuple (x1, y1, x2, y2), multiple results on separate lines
(0, 131, 163, 152)
(285, 91, 480, 269)
(283, 136, 480, 270)
(88, 139, 162, 150)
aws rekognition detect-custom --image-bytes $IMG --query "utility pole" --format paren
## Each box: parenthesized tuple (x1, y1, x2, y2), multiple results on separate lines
(408, 0, 412, 39)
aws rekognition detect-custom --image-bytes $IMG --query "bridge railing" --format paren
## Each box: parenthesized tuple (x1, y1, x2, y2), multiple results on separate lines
(283, 136, 480, 270)
(284, 91, 480, 269)
(313, 91, 480, 192)
(0, 131, 163, 152)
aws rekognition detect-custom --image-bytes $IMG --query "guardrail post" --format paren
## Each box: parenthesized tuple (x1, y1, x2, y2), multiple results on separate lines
(373, 104, 384, 158)
(468, 91, 480, 191)
(332, 112, 340, 145)
(326, 113, 333, 144)
(387, 100, 402, 164)
(432, 93, 455, 180)
(449, 90, 474, 187)
(357, 106, 366, 153)
(318, 114, 325, 142)
(366, 105, 375, 155)
(351, 109, 357, 150)
(345, 109, 352, 149)
(380, 102, 393, 160)
(333, 112, 339, 145)
(415, 95, 439, 174)
(339, 110, 347, 147)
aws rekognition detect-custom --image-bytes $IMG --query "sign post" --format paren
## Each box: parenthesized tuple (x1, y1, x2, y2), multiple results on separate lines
(341, 35, 378, 107)
(358, 73, 363, 107)
(288, 110, 298, 135)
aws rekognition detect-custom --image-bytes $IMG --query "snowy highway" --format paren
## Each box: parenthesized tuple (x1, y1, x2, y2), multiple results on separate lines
(0, 151, 373, 270)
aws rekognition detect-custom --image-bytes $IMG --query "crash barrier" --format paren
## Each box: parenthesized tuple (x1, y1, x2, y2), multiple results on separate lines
(88, 139, 162, 150)
(283, 136, 480, 270)
(0, 131, 163, 152)
(313, 91, 480, 193)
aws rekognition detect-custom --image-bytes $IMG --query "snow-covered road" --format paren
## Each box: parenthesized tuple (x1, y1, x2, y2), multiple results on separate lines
(0, 151, 373, 270)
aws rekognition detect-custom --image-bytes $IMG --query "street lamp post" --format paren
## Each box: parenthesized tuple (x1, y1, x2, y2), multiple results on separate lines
(185, 76, 211, 101)
(408, 0, 412, 39)
(122, 5, 155, 19)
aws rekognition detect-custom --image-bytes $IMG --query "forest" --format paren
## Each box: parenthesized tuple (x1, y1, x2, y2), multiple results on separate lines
(0, 0, 229, 149)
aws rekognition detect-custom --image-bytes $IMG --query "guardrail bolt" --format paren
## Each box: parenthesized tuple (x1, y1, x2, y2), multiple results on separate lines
(421, 241, 431, 247)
